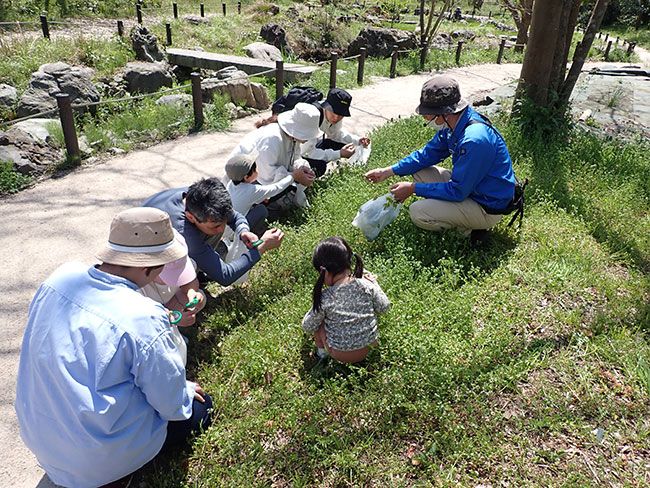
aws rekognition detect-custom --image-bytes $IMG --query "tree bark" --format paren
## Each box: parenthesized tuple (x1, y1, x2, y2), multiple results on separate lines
(559, 0, 611, 104)
(516, 0, 565, 106)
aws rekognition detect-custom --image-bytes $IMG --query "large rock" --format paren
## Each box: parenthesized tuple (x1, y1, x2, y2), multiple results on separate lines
(260, 23, 288, 53)
(123, 62, 173, 94)
(0, 127, 62, 175)
(17, 62, 100, 118)
(347, 27, 418, 58)
(451, 30, 476, 41)
(201, 68, 270, 110)
(10, 118, 60, 144)
(0, 84, 18, 111)
(244, 42, 283, 62)
(131, 25, 165, 62)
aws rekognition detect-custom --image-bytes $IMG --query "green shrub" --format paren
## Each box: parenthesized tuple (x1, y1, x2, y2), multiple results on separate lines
(0, 161, 33, 193)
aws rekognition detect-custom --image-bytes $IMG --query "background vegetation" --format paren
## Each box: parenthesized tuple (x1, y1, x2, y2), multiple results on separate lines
(133, 114, 650, 487)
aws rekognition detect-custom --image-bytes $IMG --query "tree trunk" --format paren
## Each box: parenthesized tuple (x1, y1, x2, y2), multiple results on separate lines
(559, 0, 610, 104)
(547, 0, 581, 97)
(516, 0, 565, 106)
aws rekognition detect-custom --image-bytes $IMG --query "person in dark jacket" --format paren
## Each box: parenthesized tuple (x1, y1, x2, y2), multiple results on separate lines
(143, 177, 284, 285)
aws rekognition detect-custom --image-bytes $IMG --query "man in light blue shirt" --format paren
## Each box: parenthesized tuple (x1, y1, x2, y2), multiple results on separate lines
(15, 207, 213, 488)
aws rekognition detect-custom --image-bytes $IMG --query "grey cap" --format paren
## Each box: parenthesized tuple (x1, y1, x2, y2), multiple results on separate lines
(225, 151, 258, 182)
(415, 75, 469, 115)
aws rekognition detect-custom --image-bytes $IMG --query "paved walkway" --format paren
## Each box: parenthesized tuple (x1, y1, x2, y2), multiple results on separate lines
(1, 56, 646, 487)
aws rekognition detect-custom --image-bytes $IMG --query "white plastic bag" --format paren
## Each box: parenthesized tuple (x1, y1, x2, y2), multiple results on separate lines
(347, 142, 372, 166)
(352, 193, 402, 241)
(222, 233, 250, 285)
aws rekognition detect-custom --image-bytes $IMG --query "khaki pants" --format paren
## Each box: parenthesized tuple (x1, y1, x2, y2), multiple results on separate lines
(408, 166, 503, 234)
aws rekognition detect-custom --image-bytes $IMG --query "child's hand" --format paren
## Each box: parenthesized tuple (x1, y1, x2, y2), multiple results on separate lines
(363, 272, 377, 282)
(359, 137, 371, 147)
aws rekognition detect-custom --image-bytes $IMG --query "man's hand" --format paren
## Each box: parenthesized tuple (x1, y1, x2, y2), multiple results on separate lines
(365, 167, 394, 183)
(257, 228, 284, 254)
(240, 231, 259, 249)
(390, 182, 415, 203)
(292, 167, 315, 186)
(359, 137, 371, 147)
(194, 384, 206, 403)
(340, 143, 356, 158)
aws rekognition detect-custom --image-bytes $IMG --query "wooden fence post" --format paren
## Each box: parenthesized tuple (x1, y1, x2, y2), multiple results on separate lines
(56, 94, 80, 165)
(497, 37, 506, 64)
(419, 41, 428, 70)
(136, 3, 142, 23)
(166, 23, 172, 45)
(200, 3, 205, 16)
(222, 3, 226, 15)
(390, 45, 398, 78)
(329, 52, 338, 90)
(40, 14, 50, 39)
(173, 2, 178, 18)
(357, 47, 366, 85)
(455, 40, 464, 65)
(604, 40, 612, 60)
(191, 73, 204, 129)
(117, 20, 124, 37)
(275, 60, 284, 100)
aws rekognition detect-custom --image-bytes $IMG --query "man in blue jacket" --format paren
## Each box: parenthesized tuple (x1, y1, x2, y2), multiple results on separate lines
(365, 75, 515, 244)
(143, 177, 284, 285)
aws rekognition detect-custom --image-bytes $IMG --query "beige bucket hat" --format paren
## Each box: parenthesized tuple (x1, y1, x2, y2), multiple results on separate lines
(277, 102, 323, 141)
(96, 207, 187, 267)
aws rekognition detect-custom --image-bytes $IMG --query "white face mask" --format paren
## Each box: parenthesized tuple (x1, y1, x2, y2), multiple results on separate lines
(426, 117, 447, 131)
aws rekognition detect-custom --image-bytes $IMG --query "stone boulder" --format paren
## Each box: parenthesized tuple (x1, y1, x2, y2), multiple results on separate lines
(184, 14, 211, 25)
(430, 32, 454, 50)
(451, 30, 476, 41)
(244, 42, 283, 62)
(123, 62, 173, 94)
(347, 27, 418, 58)
(260, 23, 288, 53)
(17, 62, 100, 118)
(131, 25, 165, 62)
(156, 94, 193, 107)
(0, 126, 63, 175)
(0, 84, 18, 112)
(201, 68, 270, 110)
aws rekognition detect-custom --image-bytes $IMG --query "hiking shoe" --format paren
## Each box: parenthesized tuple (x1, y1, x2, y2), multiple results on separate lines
(470, 229, 491, 248)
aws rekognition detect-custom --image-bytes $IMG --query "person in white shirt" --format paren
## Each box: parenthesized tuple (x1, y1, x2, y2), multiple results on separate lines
(224, 150, 312, 234)
(227, 103, 321, 215)
(303, 88, 371, 176)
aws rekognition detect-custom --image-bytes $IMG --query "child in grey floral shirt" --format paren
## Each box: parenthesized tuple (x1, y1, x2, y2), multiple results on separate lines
(302, 236, 390, 363)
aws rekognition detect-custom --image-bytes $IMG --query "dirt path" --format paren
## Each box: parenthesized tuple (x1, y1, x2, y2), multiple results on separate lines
(1, 54, 647, 486)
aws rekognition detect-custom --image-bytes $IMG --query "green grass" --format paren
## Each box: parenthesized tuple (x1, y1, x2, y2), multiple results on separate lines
(0, 160, 33, 193)
(138, 116, 650, 486)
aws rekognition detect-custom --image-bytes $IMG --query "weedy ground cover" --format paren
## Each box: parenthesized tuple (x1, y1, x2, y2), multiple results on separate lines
(139, 116, 650, 487)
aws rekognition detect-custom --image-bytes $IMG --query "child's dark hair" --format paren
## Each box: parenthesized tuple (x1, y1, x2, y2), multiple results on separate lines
(312, 236, 363, 312)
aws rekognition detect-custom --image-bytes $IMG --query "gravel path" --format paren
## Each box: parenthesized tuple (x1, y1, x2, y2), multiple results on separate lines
(1, 55, 647, 486)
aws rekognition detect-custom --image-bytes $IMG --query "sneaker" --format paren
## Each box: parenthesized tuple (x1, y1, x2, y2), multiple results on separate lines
(470, 229, 491, 248)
